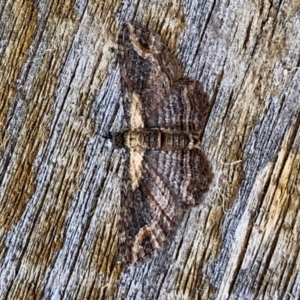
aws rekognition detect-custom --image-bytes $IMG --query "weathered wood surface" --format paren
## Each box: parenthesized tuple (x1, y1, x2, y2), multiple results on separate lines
(0, 0, 299, 299)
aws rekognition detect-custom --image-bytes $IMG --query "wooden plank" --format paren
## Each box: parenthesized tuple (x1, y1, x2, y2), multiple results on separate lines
(0, 0, 299, 299)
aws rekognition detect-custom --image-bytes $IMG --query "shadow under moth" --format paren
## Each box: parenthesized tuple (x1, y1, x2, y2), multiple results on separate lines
(115, 21, 212, 265)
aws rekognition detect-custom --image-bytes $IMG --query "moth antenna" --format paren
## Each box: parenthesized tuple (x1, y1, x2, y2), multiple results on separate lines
(100, 132, 112, 140)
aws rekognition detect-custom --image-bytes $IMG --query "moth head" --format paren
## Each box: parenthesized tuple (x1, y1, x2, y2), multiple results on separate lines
(111, 132, 125, 148)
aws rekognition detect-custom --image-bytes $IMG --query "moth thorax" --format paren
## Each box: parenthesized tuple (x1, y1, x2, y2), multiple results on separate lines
(125, 131, 145, 148)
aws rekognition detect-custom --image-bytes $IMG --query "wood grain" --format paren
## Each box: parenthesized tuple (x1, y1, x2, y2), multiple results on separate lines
(0, 0, 299, 299)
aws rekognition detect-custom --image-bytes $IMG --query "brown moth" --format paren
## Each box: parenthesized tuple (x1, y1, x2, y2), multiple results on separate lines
(116, 21, 212, 265)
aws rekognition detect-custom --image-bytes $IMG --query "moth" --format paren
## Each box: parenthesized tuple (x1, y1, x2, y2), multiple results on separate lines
(115, 21, 212, 265)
